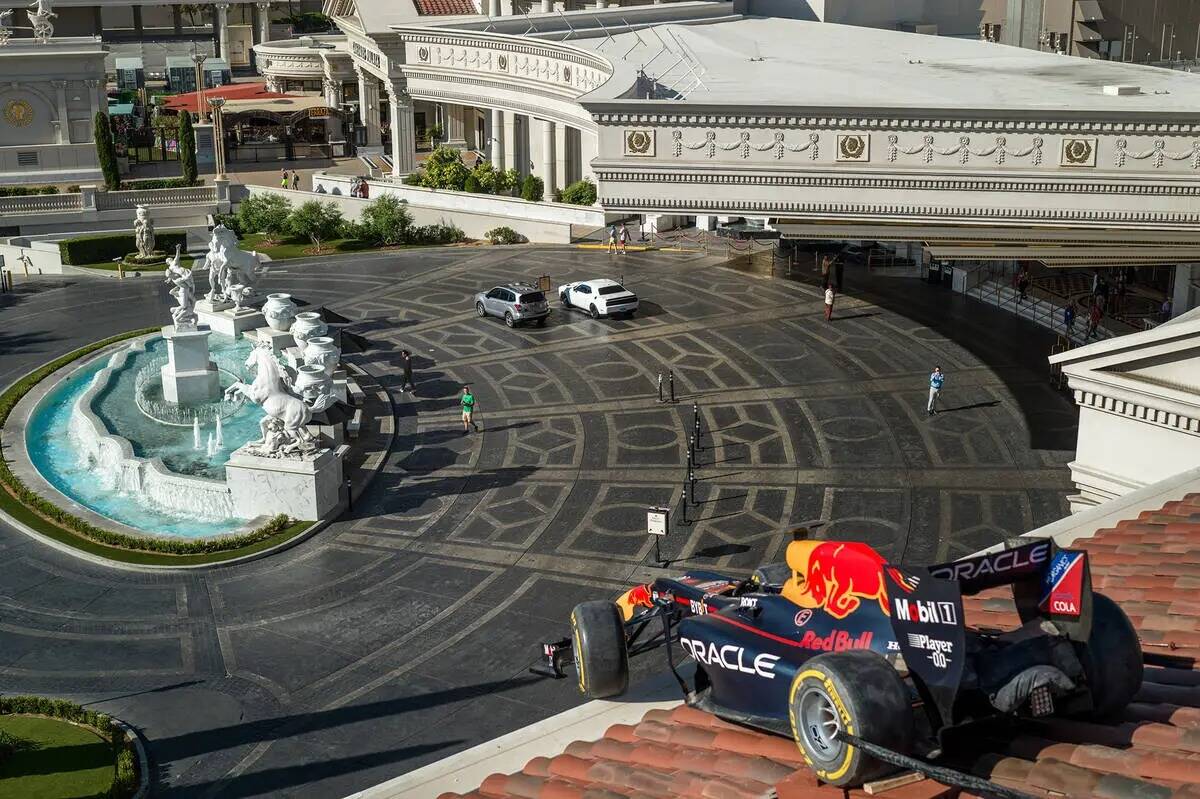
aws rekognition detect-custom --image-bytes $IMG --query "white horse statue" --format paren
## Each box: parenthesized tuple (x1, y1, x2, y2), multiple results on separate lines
(199, 225, 263, 303)
(224, 342, 317, 458)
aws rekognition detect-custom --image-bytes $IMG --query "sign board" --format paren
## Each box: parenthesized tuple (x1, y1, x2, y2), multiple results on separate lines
(647, 507, 668, 536)
(306, 106, 332, 119)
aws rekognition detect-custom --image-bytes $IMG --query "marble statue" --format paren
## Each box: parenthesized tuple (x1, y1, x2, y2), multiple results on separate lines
(224, 341, 317, 458)
(197, 225, 263, 304)
(27, 0, 54, 43)
(134, 205, 156, 259)
(0, 9, 14, 45)
(227, 282, 251, 312)
(163, 245, 197, 330)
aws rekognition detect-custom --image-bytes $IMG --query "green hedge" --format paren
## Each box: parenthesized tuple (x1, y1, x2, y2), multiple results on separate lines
(58, 231, 188, 265)
(0, 696, 112, 735)
(121, 177, 198, 190)
(0, 329, 308, 557)
(0, 185, 60, 197)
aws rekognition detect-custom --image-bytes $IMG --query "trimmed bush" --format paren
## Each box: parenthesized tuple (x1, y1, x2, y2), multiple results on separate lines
(179, 112, 197, 187)
(358, 195, 413, 246)
(485, 226, 525, 245)
(415, 145, 469, 190)
(411, 222, 465, 245)
(121, 177, 197, 190)
(94, 112, 121, 191)
(520, 174, 544, 202)
(58, 231, 188, 266)
(0, 185, 60, 196)
(559, 178, 597, 206)
(463, 173, 481, 193)
(113, 748, 137, 796)
(237, 193, 292, 239)
(211, 212, 242, 235)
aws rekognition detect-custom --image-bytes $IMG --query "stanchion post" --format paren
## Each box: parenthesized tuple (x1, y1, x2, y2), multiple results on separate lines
(689, 468, 696, 504)
(686, 444, 693, 470)
(689, 433, 696, 466)
(679, 484, 689, 526)
(669, 371, 675, 403)
(657, 372, 664, 403)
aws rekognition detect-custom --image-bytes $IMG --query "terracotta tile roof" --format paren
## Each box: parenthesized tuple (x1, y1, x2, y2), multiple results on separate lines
(440, 493, 1200, 799)
(413, 0, 477, 15)
(160, 81, 290, 115)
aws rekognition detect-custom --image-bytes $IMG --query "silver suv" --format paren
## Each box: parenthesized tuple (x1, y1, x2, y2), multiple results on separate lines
(474, 282, 550, 327)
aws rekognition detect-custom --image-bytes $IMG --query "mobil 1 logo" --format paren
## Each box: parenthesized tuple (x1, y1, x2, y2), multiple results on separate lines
(884, 564, 965, 725)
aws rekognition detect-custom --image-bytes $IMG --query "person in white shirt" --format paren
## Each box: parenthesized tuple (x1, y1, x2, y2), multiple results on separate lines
(824, 285, 835, 321)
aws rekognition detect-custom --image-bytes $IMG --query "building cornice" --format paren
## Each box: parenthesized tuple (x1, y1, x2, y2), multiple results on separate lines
(390, 26, 611, 74)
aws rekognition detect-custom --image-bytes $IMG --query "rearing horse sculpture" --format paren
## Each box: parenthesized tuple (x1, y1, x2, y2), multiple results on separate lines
(224, 343, 317, 457)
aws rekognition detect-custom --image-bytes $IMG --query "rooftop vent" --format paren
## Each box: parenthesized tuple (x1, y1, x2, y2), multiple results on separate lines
(1103, 84, 1141, 96)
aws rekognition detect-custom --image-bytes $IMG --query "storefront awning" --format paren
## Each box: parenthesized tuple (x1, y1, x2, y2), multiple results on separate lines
(222, 95, 338, 121)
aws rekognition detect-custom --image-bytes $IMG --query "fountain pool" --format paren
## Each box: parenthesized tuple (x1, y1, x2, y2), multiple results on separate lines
(25, 334, 267, 538)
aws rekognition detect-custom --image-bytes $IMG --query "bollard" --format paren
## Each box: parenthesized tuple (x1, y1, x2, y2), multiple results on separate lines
(690, 433, 696, 465)
(689, 468, 696, 504)
(679, 484, 690, 526)
(669, 371, 676, 403)
(657, 372, 664, 403)
(687, 444, 693, 470)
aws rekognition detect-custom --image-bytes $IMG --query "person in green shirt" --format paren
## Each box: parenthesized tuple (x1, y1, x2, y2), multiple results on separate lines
(460, 385, 479, 433)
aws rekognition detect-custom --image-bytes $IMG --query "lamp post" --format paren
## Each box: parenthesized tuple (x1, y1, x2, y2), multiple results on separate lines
(208, 96, 226, 179)
(191, 52, 206, 121)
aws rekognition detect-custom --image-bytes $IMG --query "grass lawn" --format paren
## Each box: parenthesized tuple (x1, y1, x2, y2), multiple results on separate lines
(240, 233, 426, 260)
(0, 715, 115, 799)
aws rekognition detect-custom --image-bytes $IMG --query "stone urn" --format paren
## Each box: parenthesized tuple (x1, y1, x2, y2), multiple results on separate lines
(292, 363, 332, 406)
(303, 336, 340, 377)
(290, 311, 327, 349)
(263, 293, 298, 332)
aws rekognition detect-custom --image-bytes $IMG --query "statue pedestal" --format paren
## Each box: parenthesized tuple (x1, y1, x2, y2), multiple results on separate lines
(196, 301, 265, 339)
(225, 445, 343, 521)
(160, 325, 220, 405)
(248, 326, 295, 354)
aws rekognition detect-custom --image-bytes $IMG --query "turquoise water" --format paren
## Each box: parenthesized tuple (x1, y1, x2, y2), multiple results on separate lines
(25, 335, 267, 538)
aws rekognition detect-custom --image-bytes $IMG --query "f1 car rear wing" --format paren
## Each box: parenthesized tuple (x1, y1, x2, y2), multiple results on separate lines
(928, 537, 1094, 643)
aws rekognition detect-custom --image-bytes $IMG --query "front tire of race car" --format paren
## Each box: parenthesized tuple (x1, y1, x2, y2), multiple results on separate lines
(789, 651, 913, 788)
(1074, 591, 1143, 719)
(570, 600, 629, 699)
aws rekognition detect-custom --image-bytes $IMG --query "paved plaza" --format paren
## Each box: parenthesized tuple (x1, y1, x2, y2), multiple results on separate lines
(0, 246, 1078, 798)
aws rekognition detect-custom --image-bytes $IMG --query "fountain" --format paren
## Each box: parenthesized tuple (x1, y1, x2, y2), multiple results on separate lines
(21, 226, 350, 538)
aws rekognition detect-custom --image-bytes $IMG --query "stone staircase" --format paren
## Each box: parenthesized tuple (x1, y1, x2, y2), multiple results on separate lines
(967, 278, 1119, 344)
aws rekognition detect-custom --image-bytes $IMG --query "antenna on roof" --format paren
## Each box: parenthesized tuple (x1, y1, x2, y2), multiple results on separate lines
(640, 26, 670, 73)
(520, 9, 537, 35)
(555, 9, 577, 41)
(594, 16, 616, 51)
(620, 17, 646, 59)
(482, 12, 496, 33)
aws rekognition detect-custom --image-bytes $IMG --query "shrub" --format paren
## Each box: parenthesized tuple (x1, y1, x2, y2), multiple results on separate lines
(58, 231, 187, 265)
(411, 223, 465, 245)
(94, 112, 121, 191)
(498, 168, 520, 196)
(559, 178, 597, 206)
(286, 10, 333, 31)
(121, 177, 197, 190)
(416, 145, 470, 190)
(463, 173, 481, 193)
(0, 730, 24, 766)
(211, 212, 242, 235)
(358, 195, 413, 246)
(237, 193, 293, 239)
(0, 185, 60, 196)
(401, 171, 422, 186)
(520, 174, 545, 202)
(288, 200, 343, 252)
(178, 112, 197, 187)
(113, 748, 137, 796)
(485, 226, 525, 245)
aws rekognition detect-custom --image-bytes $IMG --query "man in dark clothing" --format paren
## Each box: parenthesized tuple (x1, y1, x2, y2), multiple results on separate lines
(400, 350, 414, 392)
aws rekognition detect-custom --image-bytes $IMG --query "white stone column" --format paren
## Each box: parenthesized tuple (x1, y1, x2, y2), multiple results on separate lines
(50, 80, 68, 144)
(86, 79, 101, 140)
(385, 81, 416, 177)
(540, 0, 551, 10)
(215, 2, 231, 63)
(580, 129, 598, 184)
(503, 111, 518, 176)
(555, 123, 569, 190)
(540, 118, 556, 201)
(323, 77, 342, 107)
(463, 106, 477, 150)
(445, 104, 467, 148)
(256, 1, 271, 43)
(490, 108, 504, 169)
(356, 68, 382, 147)
(488, 0, 500, 14)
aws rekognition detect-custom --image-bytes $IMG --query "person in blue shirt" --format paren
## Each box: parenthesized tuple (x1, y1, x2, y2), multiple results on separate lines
(1063, 304, 1076, 334)
(927, 366, 945, 416)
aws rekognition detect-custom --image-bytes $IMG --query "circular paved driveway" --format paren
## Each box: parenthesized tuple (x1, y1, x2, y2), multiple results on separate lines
(0, 246, 1077, 798)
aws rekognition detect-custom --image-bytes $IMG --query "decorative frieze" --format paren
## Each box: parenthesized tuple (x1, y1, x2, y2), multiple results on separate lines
(670, 129, 818, 160)
(1115, 138, 1200, 169)
(1073, 389, 1200, 435)
(1061, 138, 1097, 167)
(886, 133, 1043, 166)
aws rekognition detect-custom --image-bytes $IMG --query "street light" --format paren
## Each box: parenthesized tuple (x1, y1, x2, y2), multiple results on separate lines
(191, 51, 206, 121)
(208, 96, 227, 179)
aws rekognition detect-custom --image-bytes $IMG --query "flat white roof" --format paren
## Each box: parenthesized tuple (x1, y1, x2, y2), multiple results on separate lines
(582, 17, 1200, 113)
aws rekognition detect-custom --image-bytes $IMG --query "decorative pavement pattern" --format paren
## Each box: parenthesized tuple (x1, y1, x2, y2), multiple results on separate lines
(0, 245, 1077, 798)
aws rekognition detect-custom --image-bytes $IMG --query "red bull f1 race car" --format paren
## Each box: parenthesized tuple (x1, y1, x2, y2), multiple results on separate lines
(533, 535, 1143, 791)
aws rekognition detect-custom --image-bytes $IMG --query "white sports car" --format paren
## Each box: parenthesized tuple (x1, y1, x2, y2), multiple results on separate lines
(559, 279, 639, 319)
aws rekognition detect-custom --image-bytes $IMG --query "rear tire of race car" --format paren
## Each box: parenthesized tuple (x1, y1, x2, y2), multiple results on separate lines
(570, 600, 629, 699)
(789, 651, 913, 788)
(1074, 591, 1143, 719)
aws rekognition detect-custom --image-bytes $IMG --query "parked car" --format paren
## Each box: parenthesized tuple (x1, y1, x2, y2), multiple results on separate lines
(559, 279, 639, 319)
(474, 282, 550, 327)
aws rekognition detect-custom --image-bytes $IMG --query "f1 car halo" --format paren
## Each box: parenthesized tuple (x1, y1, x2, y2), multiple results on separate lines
(533, 532, 1143, 795)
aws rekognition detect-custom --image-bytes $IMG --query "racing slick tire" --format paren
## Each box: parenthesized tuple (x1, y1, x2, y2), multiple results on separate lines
(570, 600, 629, 699)
(789, 651, 913, 788)
(1073, 592, 1143, 719)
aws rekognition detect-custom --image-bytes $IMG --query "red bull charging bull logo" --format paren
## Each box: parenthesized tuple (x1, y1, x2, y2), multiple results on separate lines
(782, 541, 889, 620)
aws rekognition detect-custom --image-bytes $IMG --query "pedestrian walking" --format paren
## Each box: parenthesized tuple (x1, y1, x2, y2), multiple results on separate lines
(820, 254, 832, 283)
(927, 366, 945, 416)
(1017, 269, 1030, 303)
(1161, 298, 1173, 322)
(1114, 276, 1127, 315)
(618, 223, 629, 255)
(1087, 300, 1103, 339)
(834, 258, 845, 292)
(1063, 303, 1075, 335)
(460, 384, 479, 433)
(291, 172, 301, 191)
(400, 349, 414, 392)
(823, 285, 835, 321)
(607, 224, 617, 254)
(280, 169, 289, 189)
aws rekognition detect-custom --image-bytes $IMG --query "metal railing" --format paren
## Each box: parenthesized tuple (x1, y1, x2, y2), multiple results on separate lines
(968, 279, 1118, 345)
